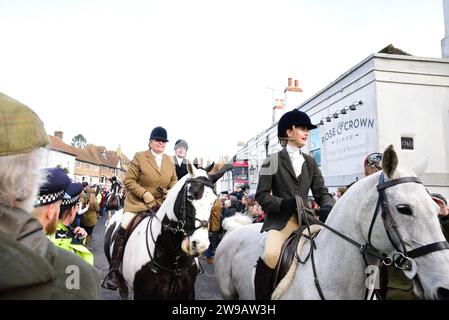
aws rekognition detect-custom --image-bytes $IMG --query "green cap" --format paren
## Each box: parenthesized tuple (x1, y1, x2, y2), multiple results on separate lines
(0, 92, 49, 156)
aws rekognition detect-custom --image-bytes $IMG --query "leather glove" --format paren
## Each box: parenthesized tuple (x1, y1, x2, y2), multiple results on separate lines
(315, 205, 332, 222)
(143, 191, 155, 205)
(280, 198, 297, 213)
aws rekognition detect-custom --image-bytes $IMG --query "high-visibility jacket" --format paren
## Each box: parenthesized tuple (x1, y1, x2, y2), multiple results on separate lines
(48, 222, 94, 265)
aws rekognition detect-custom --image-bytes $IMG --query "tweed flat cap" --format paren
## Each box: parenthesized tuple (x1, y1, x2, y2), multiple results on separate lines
(0, 92, 49, 156)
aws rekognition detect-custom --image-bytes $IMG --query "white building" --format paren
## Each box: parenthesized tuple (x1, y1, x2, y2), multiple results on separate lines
(233, 48, 449, 200)
(40, 133, 77, 180)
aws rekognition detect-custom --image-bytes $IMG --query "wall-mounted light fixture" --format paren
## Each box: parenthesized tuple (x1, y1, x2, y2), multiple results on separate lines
(316, 100, 363, 126)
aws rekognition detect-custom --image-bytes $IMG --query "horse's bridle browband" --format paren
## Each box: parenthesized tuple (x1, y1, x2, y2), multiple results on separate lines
(296, 173, 449, 300)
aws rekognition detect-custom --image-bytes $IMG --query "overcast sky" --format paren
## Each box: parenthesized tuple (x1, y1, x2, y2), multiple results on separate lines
(0, 0, 445, 162)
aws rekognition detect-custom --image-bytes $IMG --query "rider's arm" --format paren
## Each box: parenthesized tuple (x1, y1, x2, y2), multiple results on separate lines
(124, 152, 150, 200)
(167, 157, 178, 190)
(255, 155, 284, 215)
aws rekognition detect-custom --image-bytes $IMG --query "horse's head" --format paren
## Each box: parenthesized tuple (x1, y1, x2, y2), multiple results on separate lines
(355, 145, 449, 299)
(174, 161, 231, 257)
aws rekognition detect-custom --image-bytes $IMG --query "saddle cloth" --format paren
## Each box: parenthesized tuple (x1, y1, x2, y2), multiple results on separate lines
(271, 224, 322, 300)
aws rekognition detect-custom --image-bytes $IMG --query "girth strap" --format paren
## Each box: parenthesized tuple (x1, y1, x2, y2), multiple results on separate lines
(408, 241, 449, 259)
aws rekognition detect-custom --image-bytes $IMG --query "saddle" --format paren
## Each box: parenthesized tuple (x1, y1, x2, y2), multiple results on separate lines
(113, 206, 160, 245)
(272, 196, 320, 292)
(272, 229, 302, 290)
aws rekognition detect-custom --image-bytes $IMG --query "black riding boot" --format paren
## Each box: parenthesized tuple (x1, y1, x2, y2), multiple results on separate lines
(254, 257, 275, 300)
(103, 226, 126, 290)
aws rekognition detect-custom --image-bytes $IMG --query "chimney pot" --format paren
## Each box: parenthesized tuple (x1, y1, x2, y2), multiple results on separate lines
(294, 80, 299, 87)
(54, 131, 63, 140)
(288, 78, 292, 87)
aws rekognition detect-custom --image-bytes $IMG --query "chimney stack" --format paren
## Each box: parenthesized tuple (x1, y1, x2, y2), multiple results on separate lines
(54, 131, 63, 140)
(284, 77, 303, 109)
(272, 99, 285, 124)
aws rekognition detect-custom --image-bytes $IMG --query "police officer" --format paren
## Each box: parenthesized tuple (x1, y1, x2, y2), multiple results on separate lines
(254, 109, 335, 300)
(173, 139, 189, 180)
(0, 92, 100, 299)
(50, 182, 94, 265)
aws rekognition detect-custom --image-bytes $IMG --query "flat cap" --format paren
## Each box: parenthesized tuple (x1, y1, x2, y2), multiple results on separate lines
(0, 92, 49, 156)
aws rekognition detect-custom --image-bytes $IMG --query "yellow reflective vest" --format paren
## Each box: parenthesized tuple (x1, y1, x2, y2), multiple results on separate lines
(49, 222, 94, 266)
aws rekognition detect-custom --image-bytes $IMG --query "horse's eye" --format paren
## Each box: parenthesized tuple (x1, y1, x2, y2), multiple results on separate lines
(396, 204, 412, 215)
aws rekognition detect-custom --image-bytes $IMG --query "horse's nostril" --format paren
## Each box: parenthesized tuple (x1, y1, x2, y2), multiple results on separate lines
(437, 287, 449, 300)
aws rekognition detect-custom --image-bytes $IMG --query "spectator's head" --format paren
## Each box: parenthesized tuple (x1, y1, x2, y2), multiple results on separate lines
(0, 92, 49, 213)
(174, 139, 188, 159)
(364, 152, 382, 177)
(336, 186, 347, 198)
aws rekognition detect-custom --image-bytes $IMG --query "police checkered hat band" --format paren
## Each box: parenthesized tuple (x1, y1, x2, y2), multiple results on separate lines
(35, 167, 71, 207)
(61, 194, 80, 206)
(35, 190, 65, 206)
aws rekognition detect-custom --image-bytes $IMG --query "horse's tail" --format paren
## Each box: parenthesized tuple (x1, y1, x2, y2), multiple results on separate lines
(104, 221, 116, 264)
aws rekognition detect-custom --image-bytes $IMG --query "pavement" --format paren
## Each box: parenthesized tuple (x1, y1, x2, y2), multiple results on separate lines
(91, 213, 222, 300)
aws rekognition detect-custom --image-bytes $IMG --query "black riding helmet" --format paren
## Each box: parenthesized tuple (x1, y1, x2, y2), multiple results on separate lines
(277, 109, 317, 138)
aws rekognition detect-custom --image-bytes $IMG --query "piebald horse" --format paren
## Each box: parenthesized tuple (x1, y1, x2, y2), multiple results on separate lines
(104, 162, 229, 299)
(215, 145, 449, 299)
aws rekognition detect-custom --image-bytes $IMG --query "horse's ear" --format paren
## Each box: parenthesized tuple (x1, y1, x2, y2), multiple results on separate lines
(204, 162, 215, 173)
(209, 163, 233, 184)
(382, 144, 398, 178)
(192, 158, 200, 169)
(187, 161, 197, 176)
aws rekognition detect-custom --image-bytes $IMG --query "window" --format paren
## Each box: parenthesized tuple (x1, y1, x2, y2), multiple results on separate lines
(310, 129, 321, 167)
(76, 161, 81, 168)
(86, 163, 91, 170)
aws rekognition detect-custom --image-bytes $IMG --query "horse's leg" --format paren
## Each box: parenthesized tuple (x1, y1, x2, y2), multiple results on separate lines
(118, 286, 129, 300)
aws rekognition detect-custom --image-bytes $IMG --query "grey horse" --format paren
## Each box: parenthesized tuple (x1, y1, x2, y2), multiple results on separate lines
(215, 145, 449, 300)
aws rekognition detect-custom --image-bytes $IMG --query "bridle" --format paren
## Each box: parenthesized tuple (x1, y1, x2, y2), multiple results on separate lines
(144, 177, 215, 275)
(296, 173, 449, 299)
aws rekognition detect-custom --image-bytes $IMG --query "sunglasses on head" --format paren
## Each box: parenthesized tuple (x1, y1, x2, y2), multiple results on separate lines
(365, 153, 382, 169)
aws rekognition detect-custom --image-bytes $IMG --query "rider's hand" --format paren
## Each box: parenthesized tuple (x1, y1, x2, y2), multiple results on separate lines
(281, 198, 296, 213)
(143, 191, 155, 205)
(315, 205, 332, 222)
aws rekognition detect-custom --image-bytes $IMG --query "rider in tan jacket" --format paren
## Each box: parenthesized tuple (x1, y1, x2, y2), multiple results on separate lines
(103, 126, 177, 291)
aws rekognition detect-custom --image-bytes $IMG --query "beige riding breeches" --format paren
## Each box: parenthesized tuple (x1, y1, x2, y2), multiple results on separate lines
(121, 212, 138, 229)
(262, 215, 300, 269)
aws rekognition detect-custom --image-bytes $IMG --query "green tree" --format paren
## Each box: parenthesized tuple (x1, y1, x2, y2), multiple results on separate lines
(71, 134, 87, 148)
